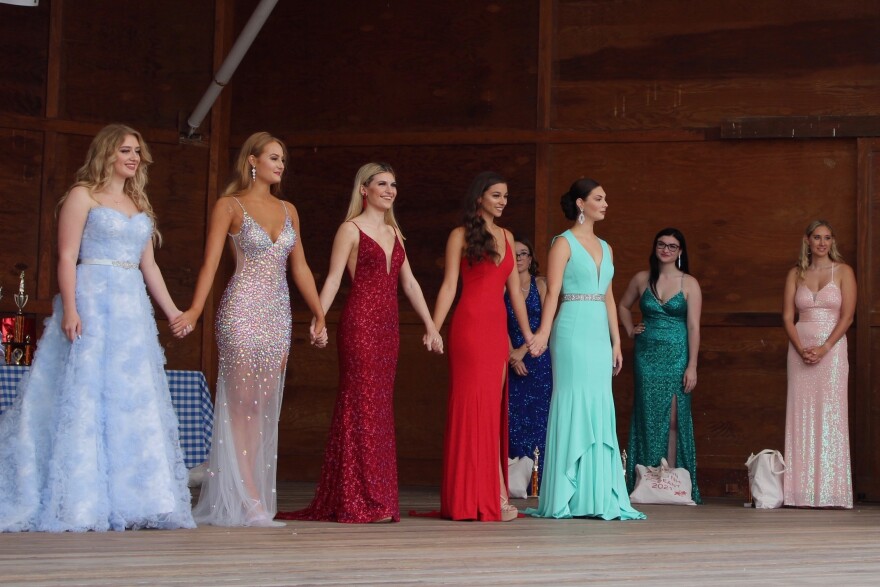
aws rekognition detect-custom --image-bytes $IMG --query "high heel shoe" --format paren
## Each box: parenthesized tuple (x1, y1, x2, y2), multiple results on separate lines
(501, 493, 518, 522)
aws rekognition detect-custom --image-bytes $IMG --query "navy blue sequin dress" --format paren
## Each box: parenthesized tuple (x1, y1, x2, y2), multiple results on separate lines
(504, 276, 552, 484)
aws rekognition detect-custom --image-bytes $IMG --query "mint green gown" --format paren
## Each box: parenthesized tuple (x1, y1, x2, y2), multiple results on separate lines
(528, 231, 645, 520)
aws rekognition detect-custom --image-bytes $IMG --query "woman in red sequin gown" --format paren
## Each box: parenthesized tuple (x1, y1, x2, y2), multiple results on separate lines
(432, 172, 535, 521)
(283, 163, 442, 523)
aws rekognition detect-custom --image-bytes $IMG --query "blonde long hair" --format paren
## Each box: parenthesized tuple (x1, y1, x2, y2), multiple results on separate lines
(223, 132, 288, 198)
(58, 124, 160, 243)
(344, 162, 403, 236)
(796, 219, 844, 279)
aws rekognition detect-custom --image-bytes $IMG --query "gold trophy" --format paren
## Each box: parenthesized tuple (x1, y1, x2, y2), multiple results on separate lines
(4, 270, 35, 366)
(530, 445, 540, 497)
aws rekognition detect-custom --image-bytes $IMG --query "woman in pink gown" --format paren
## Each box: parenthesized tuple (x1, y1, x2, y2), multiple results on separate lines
(283, 163, 441, 523)
(782, 220, 856, 508)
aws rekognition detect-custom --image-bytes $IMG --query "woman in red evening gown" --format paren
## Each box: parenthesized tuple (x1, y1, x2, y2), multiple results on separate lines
(432, 171, 535, 521)
(283, 163, 442, 523)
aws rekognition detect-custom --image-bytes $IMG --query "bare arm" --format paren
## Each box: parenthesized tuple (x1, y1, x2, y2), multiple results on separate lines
(432, 227, 464, 330)
(56, 187, 94, 341)
(140, 242, 181, 321)
(618, 271, 646, 338)
(503, 231, 533, 344)
(318, 221, 359, 313)
(683, 275, 702, 392)
(529, 237, 568, 355)
(286, 203, 326, 345)
(781, 267, 804, 356)
(604, 245, 623, 376)
(169, 198, 235, 337)
(397, 233, 443, 353)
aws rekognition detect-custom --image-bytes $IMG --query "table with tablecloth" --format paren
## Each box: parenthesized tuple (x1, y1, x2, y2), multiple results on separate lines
(0, 365, 213, 469)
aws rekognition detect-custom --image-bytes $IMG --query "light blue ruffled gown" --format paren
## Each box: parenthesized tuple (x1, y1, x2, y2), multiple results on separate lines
(0, 207, 195, 532)
(528, 231, 644, 520)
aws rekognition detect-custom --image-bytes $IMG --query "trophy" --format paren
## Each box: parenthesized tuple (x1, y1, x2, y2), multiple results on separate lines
(621, 449, 628, 481)
(3, 269, 36, 366)
(530, 445, 540, 497)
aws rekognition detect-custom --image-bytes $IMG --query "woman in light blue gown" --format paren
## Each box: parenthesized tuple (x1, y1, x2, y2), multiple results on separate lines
(0, 124, 195, 532)
(527, 178, 644, 520)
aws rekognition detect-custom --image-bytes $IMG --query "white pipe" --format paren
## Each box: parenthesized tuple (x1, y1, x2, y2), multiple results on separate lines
(185, 0, 278, 138)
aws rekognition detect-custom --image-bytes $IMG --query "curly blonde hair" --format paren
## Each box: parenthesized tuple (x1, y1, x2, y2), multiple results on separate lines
(58, 124, 160, 243)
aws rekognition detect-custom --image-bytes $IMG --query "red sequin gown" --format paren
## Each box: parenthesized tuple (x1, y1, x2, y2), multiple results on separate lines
(441, 241, 513, 521)
(287, 227, 405, 522)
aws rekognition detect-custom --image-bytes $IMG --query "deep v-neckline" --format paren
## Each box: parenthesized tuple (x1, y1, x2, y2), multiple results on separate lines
(570, 232, 603, 281)
(648, 287, 683, 307)
(494, 238, 510, 268)
(234, 198, 288, 245)
(358, 228, 400, 275)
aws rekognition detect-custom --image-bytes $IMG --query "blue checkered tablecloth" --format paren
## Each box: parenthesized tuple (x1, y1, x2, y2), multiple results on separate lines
(0, 365, 213, 469)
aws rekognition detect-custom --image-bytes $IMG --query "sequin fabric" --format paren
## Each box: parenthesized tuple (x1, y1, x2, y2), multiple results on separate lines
(192, 198, 297, 526)
(784, 270, 852, 508)
(504, 276, 551, 486)
(626, 288, 701, 503)
(284, 226, 405, 523)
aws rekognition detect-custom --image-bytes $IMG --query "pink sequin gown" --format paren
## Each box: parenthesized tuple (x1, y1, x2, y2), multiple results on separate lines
(192, 198, 296, 526)
(784, 268, 852, 508)
(287, 226, 405, 522)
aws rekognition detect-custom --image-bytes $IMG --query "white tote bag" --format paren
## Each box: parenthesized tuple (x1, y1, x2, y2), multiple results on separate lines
(745, 449, 786, 509)
(629, 458, 697, 506)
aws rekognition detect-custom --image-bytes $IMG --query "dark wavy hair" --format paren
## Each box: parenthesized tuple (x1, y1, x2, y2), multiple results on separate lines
(560, 178, 601, 220)
(648, 227, 690, 298)
(462, 171, 507, 265)
(513, 235, 539, 276)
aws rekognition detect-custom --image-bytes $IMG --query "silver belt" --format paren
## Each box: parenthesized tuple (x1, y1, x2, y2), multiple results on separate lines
(79, 258, 139, 270)
(561, 293, 605, 302)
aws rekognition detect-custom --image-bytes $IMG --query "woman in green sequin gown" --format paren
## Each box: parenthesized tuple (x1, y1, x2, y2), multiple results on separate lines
(526, 179, 644, 520)
(619, 228, 702, 503)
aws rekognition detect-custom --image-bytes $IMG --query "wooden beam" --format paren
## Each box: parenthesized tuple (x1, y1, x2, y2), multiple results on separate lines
(721, 116, 880, 139)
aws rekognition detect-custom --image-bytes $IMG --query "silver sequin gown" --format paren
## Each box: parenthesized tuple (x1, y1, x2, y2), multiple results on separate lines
(192, 198, 296, 526)
(783, 265, 852, 508)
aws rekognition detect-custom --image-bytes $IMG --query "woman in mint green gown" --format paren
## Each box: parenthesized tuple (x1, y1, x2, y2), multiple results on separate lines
(527, 178, 644, 520)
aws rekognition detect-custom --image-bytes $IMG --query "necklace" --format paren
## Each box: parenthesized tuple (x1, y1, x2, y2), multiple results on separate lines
(809, 264, 833, 270)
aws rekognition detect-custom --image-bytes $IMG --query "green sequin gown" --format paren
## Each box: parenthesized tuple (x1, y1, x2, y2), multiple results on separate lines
(625, 288, 701, 504)
(528, 231, 644, 520)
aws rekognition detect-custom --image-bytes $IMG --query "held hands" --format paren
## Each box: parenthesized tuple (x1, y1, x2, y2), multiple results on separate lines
(423, 327, 444, 354)
(683, 365, 697, 393)
(310, 316, 329, 348)
(170, 309, 199, 339)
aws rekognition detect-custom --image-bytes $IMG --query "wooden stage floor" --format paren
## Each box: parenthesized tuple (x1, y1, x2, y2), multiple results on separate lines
(2, 482, 879, 586)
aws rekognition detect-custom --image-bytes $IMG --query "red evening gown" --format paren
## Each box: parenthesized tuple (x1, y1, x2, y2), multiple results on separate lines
(441, 240, 513, 521)
(284, 226, 405, 522)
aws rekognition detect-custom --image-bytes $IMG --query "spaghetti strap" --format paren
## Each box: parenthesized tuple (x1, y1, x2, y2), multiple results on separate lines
(279, 199, 289, 219)
(347, 220, 362, 232)
(231, 197, 247, 214)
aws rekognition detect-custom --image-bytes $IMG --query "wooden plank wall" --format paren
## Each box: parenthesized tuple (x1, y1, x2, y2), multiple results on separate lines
(1, 0, 878, 498)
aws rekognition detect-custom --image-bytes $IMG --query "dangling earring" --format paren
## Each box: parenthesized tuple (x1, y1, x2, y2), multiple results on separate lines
(577, 208, 585, 225)
(251, 166, 256, 183)
(677, 254, 682, 269)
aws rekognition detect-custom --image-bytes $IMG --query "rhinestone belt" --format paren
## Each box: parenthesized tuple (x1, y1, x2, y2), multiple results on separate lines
(561, 293, 605, 302)
(79, 258, 139, 270)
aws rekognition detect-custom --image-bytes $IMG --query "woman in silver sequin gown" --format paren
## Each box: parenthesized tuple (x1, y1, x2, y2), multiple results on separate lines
(782, 220, 856, 508)
(172, 133, 327, 526)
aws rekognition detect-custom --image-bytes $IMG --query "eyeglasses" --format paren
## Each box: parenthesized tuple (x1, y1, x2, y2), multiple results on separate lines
(655, 242, 681, 252)
(515, 251, 531, 259)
